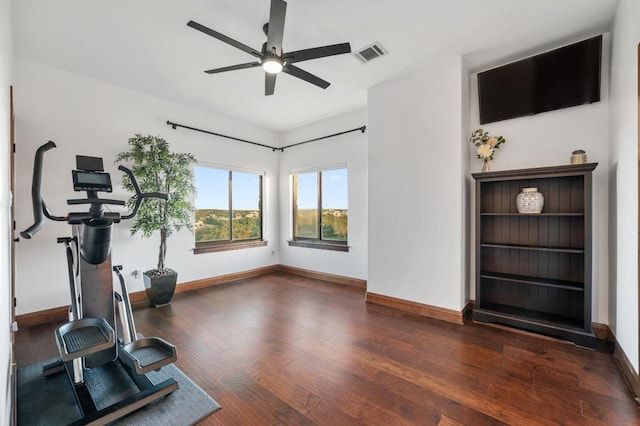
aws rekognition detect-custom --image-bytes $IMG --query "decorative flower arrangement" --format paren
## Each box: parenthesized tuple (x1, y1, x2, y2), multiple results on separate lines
(470, 128, 506, 160)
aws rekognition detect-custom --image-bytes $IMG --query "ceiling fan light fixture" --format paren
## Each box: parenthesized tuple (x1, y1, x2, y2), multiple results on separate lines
(262, 57, 283, 74)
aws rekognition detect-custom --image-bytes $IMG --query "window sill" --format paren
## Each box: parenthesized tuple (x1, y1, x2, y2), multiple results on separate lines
(287, 240, 349, 252)
(194, 240, 267, 254)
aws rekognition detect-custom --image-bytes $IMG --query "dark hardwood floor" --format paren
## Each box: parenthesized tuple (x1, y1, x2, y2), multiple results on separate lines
(15, 272, 640, 425)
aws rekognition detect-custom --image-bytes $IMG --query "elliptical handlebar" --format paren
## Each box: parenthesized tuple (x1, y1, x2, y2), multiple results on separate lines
(117, 165, 168, 220)
(21, 141, 57, 239)
(20, 142, 169, 239)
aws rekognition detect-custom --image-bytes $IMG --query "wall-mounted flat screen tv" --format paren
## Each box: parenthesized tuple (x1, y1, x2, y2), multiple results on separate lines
(477, 35, 602, 124)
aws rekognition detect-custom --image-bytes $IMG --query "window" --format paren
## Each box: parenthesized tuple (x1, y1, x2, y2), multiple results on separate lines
(194, 164, 265, 253)
(291, 167, 348, 251)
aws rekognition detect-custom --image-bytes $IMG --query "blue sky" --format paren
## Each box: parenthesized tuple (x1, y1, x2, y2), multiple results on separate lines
(297, 169, 348, 209)
(195, 166, 348, 210)
(194, 166, 260, 210)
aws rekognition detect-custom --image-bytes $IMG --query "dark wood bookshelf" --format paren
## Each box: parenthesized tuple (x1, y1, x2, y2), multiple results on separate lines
(479, 271, 584, 291)
(480, 243, 584, 253)
(472, 163, 597, 347)
(481, 212, 585, 216)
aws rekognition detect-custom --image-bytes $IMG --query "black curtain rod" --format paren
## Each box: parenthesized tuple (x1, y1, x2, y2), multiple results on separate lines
(166, 120, 278, 151)
(280, 126, 366, 150)
(166, 120, 366, 152)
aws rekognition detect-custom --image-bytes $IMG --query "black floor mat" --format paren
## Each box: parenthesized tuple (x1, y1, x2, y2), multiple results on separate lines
(17, 359, 220, 425)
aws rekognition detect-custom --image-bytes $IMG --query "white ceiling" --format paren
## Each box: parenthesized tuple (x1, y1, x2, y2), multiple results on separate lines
(11, 0, 619, 132)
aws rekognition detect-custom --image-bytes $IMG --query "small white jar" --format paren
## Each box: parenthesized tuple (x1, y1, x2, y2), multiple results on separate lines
(516, 187, 544, 214)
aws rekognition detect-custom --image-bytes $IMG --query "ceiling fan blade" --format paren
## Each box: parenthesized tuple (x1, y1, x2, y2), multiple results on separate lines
(265, 73, 277, 96)
(283, 64, 330, 89)
(187, 20, 262, 58)
(283, 43, 352, 63)
(266, 0, 287, 56)
(205, 62, 261, 74)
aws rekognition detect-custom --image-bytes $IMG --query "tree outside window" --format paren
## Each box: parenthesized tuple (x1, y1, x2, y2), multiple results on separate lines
(292, 167, 348, 250)
(194, 165, 263, 252)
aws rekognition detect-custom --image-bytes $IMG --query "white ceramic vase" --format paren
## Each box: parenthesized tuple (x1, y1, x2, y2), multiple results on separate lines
(516, 187, 544, 214)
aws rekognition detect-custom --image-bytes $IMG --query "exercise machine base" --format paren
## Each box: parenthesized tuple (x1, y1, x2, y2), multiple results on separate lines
(43, 357, 178, 425)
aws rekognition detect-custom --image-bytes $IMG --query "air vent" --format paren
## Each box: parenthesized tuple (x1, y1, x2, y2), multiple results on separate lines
(353, 42, 388, 64)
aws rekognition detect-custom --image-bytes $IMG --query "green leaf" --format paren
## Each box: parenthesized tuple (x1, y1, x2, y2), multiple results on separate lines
(116, 134, 196, 270)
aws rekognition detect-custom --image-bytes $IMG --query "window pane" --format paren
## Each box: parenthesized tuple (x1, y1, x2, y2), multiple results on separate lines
(294, 172, 318, 238)
(194, 166, 230, 242)
(232, 172, 261, 240)
(321, 169, 348, 241)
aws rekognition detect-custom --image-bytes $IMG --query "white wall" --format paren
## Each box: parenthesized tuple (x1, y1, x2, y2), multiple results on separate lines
(367, 56, 466, 311)
(0, 0, 12, 422)
(278, 108, 368, 280)
(13, 57, 280, 315)
(610, 0, 640, 373)
(467, 35, 611, 326)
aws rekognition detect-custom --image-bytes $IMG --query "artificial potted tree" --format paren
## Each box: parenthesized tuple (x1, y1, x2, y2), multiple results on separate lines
(116, 134, 196, 306)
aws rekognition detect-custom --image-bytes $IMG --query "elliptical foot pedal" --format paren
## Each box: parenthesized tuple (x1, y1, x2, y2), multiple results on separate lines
(121, 337, 177, 374)
(55, 317, 115, 362)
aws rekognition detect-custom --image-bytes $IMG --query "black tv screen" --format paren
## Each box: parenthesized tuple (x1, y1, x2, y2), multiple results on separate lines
(478, 35, 602, 124)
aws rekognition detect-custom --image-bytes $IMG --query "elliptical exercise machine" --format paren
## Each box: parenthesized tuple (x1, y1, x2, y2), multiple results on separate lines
(21, 141, 179, 425)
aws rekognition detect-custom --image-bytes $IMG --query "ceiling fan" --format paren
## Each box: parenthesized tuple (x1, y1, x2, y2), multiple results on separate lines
(187, 0, 351, 96)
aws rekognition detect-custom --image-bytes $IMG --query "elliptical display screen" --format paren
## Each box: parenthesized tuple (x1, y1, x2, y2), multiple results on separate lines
(72, 170, 113, 192)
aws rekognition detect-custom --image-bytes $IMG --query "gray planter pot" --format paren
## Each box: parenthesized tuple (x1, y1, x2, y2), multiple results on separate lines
(143, 271, 177, 307)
